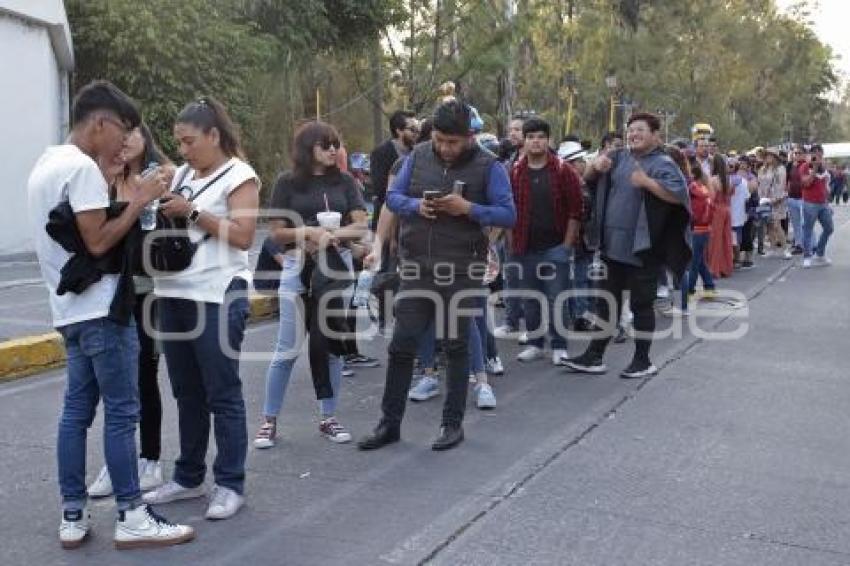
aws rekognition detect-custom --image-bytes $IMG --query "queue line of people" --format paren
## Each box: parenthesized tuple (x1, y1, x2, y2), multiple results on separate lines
(28, 78, 839, 553)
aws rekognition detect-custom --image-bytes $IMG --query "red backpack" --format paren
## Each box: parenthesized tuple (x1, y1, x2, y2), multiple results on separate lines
(689, 180, 714, 228)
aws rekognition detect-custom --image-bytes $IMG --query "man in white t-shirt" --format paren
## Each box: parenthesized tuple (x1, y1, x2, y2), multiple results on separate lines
(28, 80, 193, 550)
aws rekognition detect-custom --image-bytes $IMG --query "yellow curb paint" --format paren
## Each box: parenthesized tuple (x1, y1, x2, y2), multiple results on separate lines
(0, 332, 65, 382)
(0, 295, 279, 383)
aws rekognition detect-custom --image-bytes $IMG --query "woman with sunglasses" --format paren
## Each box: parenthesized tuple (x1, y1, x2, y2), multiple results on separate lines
(88, 123, 173, 500)
(142, 97, 260, 521)
(254, 121, 368, 449)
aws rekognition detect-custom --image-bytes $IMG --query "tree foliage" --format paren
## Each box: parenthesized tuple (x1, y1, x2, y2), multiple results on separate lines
(66, 0, 846, 189)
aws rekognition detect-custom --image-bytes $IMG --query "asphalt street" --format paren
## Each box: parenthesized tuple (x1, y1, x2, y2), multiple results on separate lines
(0, 210, 848, 565)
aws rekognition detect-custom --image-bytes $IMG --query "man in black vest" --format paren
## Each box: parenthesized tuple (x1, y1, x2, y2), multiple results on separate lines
(358, 100, 516, 451)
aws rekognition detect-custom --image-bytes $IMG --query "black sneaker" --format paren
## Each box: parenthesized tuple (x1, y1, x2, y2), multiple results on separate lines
(344, 354, 380, 368)
(620, 359, 658, 379)
(565, 351, 608, 375)
(791, 246, 803, 256)
(740, 261, 754, 270)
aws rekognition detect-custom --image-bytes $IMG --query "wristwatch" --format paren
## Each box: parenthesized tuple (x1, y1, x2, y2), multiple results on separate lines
(187, 206, 201, 223)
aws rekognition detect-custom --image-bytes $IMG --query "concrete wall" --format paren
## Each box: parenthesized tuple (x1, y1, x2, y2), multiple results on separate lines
(0, 1, 72, 255)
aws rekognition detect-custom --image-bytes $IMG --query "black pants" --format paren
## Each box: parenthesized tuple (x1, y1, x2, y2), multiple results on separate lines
(380, 280, 476, 429)
(588, 258, 658, 364)
(133, 292, 162, 461)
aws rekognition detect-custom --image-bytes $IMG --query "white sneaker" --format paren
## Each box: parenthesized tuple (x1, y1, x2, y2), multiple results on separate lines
(114, 504, 194, 549)
(485, 356, 505, 375)
(813, 256, 832, 267)
(409, 374, 441, 401)
(475, 383, 497, 409)
(59, 507, 91, 549)
(552, 348, 570, 366)
(656, 285, 670, 299)
(492, 324, 517, 339)
(142, 480, 205, 505)
(517, 346, 544, 362)
(205, 485, 244, 520)
(802, 257, 813, 269)
(88, 465, 113, 498)
(517, 331, 529, 345)
(783, 249, 793, 260)
(139, 460, 164, 492)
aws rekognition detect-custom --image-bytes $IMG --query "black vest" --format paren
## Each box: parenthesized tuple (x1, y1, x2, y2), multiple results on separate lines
(398, 142, 493, 277)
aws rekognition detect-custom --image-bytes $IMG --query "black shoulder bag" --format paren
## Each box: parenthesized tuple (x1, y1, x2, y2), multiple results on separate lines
(147, 164, 234, 273)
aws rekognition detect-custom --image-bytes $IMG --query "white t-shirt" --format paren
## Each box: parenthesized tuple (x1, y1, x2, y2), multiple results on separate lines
(27, 145, 119, 328)
(730, 177, 749, 228)
(153, 157, 260, 304)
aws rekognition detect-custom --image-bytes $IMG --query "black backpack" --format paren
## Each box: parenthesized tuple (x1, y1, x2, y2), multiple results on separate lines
(146, 164, 233, 273)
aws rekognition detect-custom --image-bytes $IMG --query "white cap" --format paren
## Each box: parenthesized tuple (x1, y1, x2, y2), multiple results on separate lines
(558, 141, 587, 162)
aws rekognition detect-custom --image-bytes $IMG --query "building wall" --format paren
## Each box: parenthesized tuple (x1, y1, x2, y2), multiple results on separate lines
(0, 2, 71, 255)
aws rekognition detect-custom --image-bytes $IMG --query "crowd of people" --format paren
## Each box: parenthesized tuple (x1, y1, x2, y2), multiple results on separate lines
(27, 79, 839, 552)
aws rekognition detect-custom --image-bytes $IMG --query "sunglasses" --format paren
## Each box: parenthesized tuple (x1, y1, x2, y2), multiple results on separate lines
(316, 140, 341, 151)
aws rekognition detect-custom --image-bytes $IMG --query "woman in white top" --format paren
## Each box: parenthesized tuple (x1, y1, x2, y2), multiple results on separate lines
(142, 97, 259, 521)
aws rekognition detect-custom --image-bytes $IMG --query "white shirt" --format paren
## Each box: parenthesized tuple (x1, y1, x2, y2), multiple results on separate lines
(27, 145, 119, 328)
(730, 177, 749, 228)
(153, 157, 260, 304)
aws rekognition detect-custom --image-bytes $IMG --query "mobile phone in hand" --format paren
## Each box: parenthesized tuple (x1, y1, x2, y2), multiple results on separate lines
(423, 190, 442, 200)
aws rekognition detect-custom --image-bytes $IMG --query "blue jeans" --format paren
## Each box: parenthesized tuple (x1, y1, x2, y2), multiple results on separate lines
(262, 251, 349, 419)
(517, 244, 572, 350)
(787, 197, 803, 247)
(57, 317, 141, 512)
(688, 233, 715, 293)
(159, 278, 250, 494)
(802, 202, 834, 258)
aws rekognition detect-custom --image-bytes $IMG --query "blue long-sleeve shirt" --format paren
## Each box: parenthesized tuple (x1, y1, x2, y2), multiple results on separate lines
(387, 155, 516, 228)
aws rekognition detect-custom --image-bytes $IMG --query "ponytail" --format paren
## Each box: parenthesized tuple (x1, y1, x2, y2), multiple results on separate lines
(176, 96, 244, 159)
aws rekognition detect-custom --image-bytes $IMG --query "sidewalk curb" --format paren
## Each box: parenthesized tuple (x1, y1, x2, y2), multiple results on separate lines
(0, 294, 279, 383)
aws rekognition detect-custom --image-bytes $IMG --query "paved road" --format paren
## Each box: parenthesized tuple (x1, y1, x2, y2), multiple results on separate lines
(1, 212, 848, 565)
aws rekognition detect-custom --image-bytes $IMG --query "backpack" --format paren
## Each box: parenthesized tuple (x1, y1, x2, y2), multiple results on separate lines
(146, 164, 233, 273)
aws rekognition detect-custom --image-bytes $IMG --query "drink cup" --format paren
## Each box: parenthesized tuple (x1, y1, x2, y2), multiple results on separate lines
(317, 211, 342, 230)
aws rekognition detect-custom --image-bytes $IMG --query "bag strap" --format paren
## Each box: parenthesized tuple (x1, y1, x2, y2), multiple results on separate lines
(172, 163, 235, 202)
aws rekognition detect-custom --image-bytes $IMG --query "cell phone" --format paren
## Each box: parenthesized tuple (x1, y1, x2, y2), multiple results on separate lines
(423, 190, 442, 200)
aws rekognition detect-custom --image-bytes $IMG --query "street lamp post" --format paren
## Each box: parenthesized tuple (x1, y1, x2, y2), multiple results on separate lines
(605, 73, 617, 133)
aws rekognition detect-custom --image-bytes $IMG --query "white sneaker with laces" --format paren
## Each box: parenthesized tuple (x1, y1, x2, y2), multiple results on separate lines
(319, 417, 352, 443)
(142, 480, 206, 505)
(517, 346, 544, 362)
(485, 356, 505, 375)
(475, 383, 497, 409)
(802, 257, 813, 268)
(205, 485, 244, 520)
(59, 507, 91, 549)
(140, 460, 164, 492)
(88, 465, 113, 498)
(114, 504, 194, 549)
(552, 348, 570, 366)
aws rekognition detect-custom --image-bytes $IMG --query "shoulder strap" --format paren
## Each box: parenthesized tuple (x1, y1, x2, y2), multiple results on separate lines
(188, 164, 235, 202)
(172, 164, 235, 202)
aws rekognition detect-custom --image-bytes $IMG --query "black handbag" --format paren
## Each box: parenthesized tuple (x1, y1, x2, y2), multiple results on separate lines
(146, 164, 233, 273)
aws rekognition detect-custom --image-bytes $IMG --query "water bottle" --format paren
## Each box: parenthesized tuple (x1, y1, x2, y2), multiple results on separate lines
(351, 269, 375, 308)
(139, 161, 159, 231)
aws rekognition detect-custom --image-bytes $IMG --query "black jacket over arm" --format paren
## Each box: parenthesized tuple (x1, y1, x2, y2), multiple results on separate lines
(46, 201, 141, 325)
